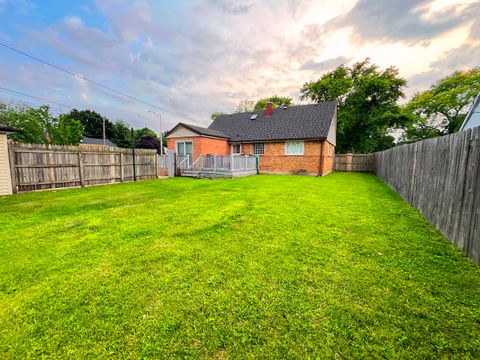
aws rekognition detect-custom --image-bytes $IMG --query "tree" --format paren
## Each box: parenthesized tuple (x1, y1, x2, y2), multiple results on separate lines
(210, 112, 227, 120)
(402, 68, 480, 141)
(133, 127, 158, 145)
(254, 95, 293, 111)
(235, 99, 255, 113)
(111, 120, 132, 148)
(301, 59, 407, 153)
(67, 109, 114, 139)
(0, 104, 83, 145)
(52, 114, 84, 145)
(135, 135, 162, 153)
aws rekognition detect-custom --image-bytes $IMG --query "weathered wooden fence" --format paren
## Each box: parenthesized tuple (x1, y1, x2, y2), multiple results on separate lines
(375, 127, 480, 264)
(334, 153, 375, 172)
(9, 142, 158, 193)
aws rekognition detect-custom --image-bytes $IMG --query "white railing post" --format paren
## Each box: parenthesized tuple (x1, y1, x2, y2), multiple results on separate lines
(213, 155, 216, 172)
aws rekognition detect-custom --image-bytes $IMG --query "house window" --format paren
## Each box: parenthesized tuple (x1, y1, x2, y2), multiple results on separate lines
(253, 143, 264, 155)
(232, 143, 241, 154)
(285, 141, 304, 155)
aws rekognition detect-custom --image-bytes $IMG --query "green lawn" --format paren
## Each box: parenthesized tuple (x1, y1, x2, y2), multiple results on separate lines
(0, 174, 479, 359)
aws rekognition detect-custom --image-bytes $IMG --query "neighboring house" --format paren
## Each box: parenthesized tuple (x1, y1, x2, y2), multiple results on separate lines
(166, 101, 337, 176)
(0, 125, 17, 195)
(80, 137, 117, 148)
(460, 92, 480, 131)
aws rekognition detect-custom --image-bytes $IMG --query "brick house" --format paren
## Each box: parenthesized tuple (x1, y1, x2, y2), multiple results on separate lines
(166, 101, 337, 176)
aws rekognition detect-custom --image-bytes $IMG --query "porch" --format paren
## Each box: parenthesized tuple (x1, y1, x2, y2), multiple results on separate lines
(177, 154, 257, 178)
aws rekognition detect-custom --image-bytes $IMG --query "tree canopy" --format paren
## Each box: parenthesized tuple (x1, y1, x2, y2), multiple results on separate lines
(235, 99, 255, 113)
(254, 96, 293, 111)
(0, 103, 83, 145)
(301, 59, 407, 153)
(210, 112, 227, 120)
(66, 109, 114, 140)
(401, 68, 480, 142)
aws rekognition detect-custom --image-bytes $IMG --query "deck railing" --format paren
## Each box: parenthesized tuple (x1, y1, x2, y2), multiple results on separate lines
(177, 154, 257, 174)
(194, 155, 256, 173)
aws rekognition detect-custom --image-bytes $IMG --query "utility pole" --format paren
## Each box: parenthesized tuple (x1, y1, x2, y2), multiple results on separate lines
(148, 110, 163, 155)
(131, 127, 136, 181)
(102, 117, 106, 146)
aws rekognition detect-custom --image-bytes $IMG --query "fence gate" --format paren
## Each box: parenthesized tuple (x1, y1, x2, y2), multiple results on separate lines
(167, 151, 176, 177)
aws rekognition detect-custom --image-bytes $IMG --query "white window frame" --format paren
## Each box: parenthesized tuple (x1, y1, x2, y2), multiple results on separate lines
(176, 140, 193, 156)
(285, 141, 304, 156)
(232, 143, 241, 155)
(253, 143, 264, 155)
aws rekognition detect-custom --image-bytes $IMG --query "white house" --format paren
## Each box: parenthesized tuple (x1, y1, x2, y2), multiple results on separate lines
(0, 125, 16, 195)
(460, 92, 480, 131)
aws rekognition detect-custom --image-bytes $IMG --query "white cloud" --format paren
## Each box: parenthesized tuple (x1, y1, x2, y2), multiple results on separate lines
(1, 0, 478, 132)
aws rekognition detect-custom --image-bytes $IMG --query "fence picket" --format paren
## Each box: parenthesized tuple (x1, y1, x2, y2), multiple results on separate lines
(374, 128, 480, 264)
(8, 142, 157, 193)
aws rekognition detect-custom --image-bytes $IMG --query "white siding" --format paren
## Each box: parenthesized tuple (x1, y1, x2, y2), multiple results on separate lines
(462, 107, 480, 130)
(0, 134, 12, 195)
(167, 126, 200, 138)
(326, 106, 337, 146)
(461, 93, 480, 131)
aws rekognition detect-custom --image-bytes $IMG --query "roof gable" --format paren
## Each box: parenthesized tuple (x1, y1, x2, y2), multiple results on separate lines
(460, 91, 480, 131)
(208, 102, 337, 142)
(165, 123, 229, 139)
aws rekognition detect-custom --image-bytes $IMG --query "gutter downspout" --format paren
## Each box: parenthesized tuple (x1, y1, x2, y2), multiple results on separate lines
(318, 140, 324, 176)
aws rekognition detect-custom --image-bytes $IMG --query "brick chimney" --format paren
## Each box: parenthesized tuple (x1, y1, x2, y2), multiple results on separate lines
(265, 102, 273, 116)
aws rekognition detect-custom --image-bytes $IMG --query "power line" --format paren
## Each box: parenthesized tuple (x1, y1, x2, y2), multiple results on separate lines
(0, 86, 71, 109)
(0, 42, 206, 126)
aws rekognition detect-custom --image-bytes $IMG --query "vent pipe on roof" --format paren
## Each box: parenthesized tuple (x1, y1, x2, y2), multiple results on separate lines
(266, 102, 273, 116)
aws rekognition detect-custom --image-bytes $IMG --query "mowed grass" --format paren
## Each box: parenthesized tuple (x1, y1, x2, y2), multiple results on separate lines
(0, 174, 479, 359)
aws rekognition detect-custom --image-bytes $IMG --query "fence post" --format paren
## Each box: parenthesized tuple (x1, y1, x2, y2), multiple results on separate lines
(78, 151, 85, 187)
(155, 153, 159, 178)
(110, 151, 115, 183)
(213, 155, 217, 172)
(120, 152, 124, 182)
(8, 145, 17, 194)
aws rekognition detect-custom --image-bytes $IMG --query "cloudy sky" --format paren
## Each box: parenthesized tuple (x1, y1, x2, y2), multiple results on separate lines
(0, 0, 478, 131)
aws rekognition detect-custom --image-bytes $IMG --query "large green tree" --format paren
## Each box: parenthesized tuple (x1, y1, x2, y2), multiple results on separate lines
(301, 59, 407, 153)
(66, 109, 115, 140)
(133, 127, 158, 145)
(254, 95, 293, 111)
(111, 120, 132, 148)
(0, 104, 83, 145)
(402, 68, 480, 142)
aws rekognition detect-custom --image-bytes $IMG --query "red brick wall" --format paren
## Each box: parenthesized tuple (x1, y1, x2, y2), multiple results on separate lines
(166, 136, 229, 161)
(322, 141, 335, 175)
(198, 137, 230, 156)
(242, 140, 335, 176)
(166, 136, 336, 176)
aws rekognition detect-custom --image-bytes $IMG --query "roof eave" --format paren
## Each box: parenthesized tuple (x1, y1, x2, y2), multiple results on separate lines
(231, 136, 327, 143)
(166, 122, 230, 139)
(0, 126, 18, 134)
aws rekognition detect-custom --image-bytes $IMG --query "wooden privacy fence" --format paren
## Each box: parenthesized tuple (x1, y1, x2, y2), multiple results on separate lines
(9, 142, 158, 193)
(334, 153, 374, 172)
(375, 127, 480, 264)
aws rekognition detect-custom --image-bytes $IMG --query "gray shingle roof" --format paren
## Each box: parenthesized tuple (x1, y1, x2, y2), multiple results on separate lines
(166, 122, 229, 139)
(208, 102, 337, 142)
(81, 137, 117, 147)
